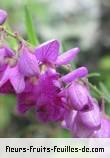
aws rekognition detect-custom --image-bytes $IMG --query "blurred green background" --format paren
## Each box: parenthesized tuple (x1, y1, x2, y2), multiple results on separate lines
(0, 0, 110, 137)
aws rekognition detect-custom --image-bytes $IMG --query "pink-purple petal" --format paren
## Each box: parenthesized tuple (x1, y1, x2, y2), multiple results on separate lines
(4, 45, 15, 56)
(56, 48, 80, 66)
(18, 47, 39, 77)
(93, 116, 110, 138)
(0, 66, 10, 86)
(78, 101, 101, 129)
(0, 65, 25, 93)
(0, 46, 14, 65)
(9, 65, 25, 93)
(72, 117, 94, 138)
(35, 39, 60, 63)
(60, 67, 88, 83)
(67, 81, 91, 110)
(0, 9, 7, 25)
(63, 110, 77, 129)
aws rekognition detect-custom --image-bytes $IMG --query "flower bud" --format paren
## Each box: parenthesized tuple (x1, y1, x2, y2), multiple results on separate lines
(0, 9, 7, 25)
(56, 48, 80, 66)
(61, 67, 88, 83)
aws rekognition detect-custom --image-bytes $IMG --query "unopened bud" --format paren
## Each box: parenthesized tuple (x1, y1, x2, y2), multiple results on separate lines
(0, 9, 7, 25)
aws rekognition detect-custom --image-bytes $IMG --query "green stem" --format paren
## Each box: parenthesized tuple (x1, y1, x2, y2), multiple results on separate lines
(5, 30, 22, 42)
(0, 26, 34, 48)
(0, 26, 22, 43)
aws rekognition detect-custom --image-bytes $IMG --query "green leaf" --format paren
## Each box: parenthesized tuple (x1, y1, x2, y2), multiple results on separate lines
(88, 82, 110, 103)
(24, 5, 39, 45)
(99, 82, 110, 102)
(87, 72, 101, 78)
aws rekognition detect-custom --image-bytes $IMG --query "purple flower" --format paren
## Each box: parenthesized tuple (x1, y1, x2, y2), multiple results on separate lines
(62, 110, 94, 138)
(63, 110, 96, 138)
(77, 99, 101, 129)
(15, 40, 88, 121)
(62, 98, 101, 137)
(0, 44, 40, 93)
(70, 100, 110, 138)
(35, 39, 80, 66)
(34, 70, 65, 122)
(0, 9, 7, 25)
(1, 36, 108, 138)
(16, 68, 65, 122)
(72, 114, 95, 138)
(66, 81, 91, 110)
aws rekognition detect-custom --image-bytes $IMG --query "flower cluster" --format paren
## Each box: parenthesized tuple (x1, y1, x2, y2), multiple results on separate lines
(62, 82, 110, 137)
(0, 9, 110, 138)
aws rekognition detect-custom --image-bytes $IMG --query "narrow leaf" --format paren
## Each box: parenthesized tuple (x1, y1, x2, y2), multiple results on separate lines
(87, 72, 101, 78)
(99, 82, 110, 101)
(24, 5, 39, 45)
(89, 82, 110, 103)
